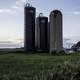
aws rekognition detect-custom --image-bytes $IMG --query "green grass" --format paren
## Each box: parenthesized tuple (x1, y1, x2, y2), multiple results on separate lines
(0, 53, 80, 80)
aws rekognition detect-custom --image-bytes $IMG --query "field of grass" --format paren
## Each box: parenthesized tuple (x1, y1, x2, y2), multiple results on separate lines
(0, 52, 80, 80)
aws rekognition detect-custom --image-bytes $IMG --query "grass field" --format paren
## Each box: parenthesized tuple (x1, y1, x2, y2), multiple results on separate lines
(0, 52, 80, 80)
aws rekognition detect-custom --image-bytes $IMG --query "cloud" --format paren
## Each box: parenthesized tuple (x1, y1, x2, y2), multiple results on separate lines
(0, 0, 26, 14)
(0, 41, 23, 48)
(16, 0, 26, 3)
(73, 11, 80, 15)
(0, 38, 24, 48)
(12, 6, 19, 9)
(16, 0, 26, 6)
(0, 7, 19, 14)
(63, 11, 80, 15)
(12, 0, 27, 12)
(11, 5, 23, 12)
(0, 8, 13, 14)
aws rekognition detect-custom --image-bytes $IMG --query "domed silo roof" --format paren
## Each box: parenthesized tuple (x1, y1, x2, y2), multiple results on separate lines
(50, 10, 62, 16)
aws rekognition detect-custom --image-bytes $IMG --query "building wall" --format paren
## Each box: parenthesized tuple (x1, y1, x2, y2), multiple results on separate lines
(36, 16, 48, 51)
(24, 6, 36, 51)
(49, 10, 63, 53)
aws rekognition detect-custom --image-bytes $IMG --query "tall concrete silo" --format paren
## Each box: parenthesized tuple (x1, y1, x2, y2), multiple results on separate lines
(24, 3, 36, 52)
(36, 13, 48, 52)
(49, 10, 63, 53)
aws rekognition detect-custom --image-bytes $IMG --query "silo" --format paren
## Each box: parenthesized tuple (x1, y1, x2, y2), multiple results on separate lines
(49, 10, 63, 53)
(36, 13, 48, 52)
(24, 3, 36, 51)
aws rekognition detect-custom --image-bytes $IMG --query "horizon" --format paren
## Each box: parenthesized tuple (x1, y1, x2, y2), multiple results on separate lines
(0, 0, 80, 48)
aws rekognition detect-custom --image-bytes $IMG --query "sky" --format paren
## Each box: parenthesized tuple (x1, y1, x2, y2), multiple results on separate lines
(0, 0, 80, 48)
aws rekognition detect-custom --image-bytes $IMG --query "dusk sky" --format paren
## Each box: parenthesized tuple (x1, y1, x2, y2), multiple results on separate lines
(0, 0, 80, 48)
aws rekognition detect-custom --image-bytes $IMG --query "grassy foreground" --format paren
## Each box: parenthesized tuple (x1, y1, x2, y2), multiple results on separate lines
(0, 53, 80, 80)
